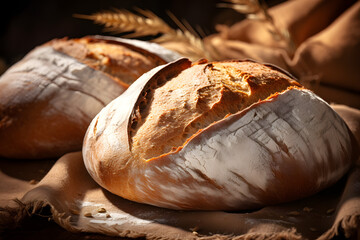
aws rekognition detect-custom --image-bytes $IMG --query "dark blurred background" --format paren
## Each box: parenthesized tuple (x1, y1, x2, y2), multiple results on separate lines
(0, 0, 284, 71)
(0, 0, 232, 67)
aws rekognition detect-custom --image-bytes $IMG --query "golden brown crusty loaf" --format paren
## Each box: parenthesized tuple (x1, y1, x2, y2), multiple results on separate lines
(0, 36, 179, 159)
(130, 59, 301, 160)
(47, 36, 169, 85)
(83, 58, 355, 210)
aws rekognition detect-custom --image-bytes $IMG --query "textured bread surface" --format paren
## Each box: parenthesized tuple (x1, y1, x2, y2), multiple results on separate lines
(83, 58, 354, 210)
(0, 36, 170, 159)
(130, 60, 300, 160)
(48, 37, 167, 85)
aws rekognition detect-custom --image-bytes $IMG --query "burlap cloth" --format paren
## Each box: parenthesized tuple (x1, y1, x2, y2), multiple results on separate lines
(1, 0, 360, 239)
(202, 0, 360, 109)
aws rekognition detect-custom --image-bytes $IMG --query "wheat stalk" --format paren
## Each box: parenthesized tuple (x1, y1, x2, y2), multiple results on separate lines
(75, 9, 210, 60)
(219, 0, 295, 55)
(75, 8, 172, 37)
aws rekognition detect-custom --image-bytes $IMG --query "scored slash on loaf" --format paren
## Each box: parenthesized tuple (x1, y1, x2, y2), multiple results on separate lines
(83, 58, 355, 210)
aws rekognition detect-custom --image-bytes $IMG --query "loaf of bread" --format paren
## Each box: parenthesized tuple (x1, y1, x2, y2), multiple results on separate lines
(83, 58, 355, 210)
(0, 36, 180, 159)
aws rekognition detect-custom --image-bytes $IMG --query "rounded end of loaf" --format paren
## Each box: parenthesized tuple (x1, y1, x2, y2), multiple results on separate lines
(0, 36, 171, 159)
(83, 58, 355, 210)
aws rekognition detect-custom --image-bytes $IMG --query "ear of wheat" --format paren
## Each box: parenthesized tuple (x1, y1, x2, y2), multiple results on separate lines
(74, 9, 210, 61)
(218, 0, 295, 55)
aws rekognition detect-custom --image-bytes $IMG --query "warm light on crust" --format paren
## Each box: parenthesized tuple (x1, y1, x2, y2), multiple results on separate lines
(0, 36, 179, 159)
(83, 58, 354, 210)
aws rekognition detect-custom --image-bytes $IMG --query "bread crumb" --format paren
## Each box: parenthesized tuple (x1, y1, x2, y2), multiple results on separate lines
(303, 207, 313, 212)
(84, 212, 93, 218)
(97, 207, 106, 213)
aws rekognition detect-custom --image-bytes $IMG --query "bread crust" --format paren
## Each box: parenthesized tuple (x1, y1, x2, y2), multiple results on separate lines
(0, 36, 177, 159)
(83, 58, 354, 210)
(47, 36, 172, 85)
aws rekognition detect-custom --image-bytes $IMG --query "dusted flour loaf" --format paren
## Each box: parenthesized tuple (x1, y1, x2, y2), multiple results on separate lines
(0, 36, 180, 159)
(83, 58, 354, 210)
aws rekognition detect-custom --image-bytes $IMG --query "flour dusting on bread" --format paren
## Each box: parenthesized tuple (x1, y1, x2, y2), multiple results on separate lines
(130, 60, 300, 160)
(83, 58, 354, 210)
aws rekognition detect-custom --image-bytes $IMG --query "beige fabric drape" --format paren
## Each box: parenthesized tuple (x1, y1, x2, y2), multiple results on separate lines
(202, 0, 360, 108)
(0, 105, 359, 240)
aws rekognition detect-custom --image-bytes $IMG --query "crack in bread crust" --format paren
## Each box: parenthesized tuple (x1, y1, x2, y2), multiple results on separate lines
(82, 58, 354, 211)
(129, 60, 300, 160)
